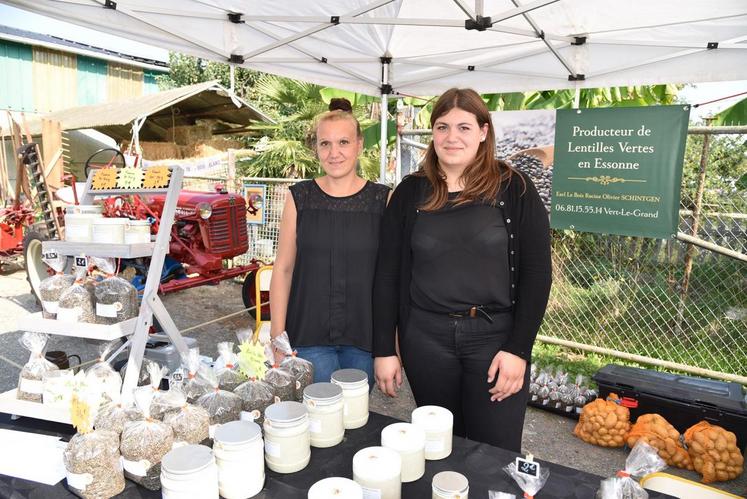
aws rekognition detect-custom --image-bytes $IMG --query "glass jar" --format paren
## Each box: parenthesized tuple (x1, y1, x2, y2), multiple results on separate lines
(381, 422, 426, 482)
(213, 421, 264, 499)
(303, 382, 344, 448)
(352, 446, 401, 499)
(308, 477, 363, 499)
(263, 401, 311, 473)
(411, 405, 453, 460)
(160, 444, 218, 499)
(330, 368, 369, 429)
(432, 471, 469, 499)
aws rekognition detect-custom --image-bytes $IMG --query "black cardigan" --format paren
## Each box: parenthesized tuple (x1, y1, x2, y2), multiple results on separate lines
(372, 171, 552, 361)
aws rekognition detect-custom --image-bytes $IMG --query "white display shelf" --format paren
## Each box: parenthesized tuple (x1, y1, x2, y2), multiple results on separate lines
(15, 312, 136, 340)
(41, 240, 157, 258)
(0, 389, 71, 424)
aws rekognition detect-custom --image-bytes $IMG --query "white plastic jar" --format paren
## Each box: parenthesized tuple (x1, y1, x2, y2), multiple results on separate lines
(92, 218, 128, 244)
(330, 368, 369, 429)
(213, 421, 265, 499)
(432, 471, 469, 499)
(353, 446, 402, 499)
(303, 382, 344, 448)
(263, 401, 311, 473)
(411, 405, 453, 460)
(64, 213, 101, 242)
(65, 204, 103, 216)
(381, 422, 426, 483)
(308, 477, 364, 499)
(124, 219, 151, 244)
(160, 444, 219, 499)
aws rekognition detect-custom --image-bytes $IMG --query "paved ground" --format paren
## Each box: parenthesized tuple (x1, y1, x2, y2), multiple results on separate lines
(1, 265, 745, 496)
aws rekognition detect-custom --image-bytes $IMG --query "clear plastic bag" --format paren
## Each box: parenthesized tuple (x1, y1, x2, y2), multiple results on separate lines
(143, 361, 182, 421)
(85, 340, 123, 405)
(64, 428, 125, 498)
(597, 441, 667, 499)
(57, 261, 96, 323)
(195, 368, 243, 432)
(178, 348, 212, 403)
(94, 400, 143, 437)
(488, 493, 517, 499)
(161, 386, 210, 446)
(64, 385, 125, 499)
(42, 369, 75, 409)
(39, 252, 73, 319)
(503, 459, 550, 498)
(272, 331, 313, 402)
(91, 257, 138, 325)
(120, 384, 174, 490)
(264, 363, 294, 402)
(234, 377, 276, 425)
(17, 332, 58, 403)
(214, 341, 246, 392)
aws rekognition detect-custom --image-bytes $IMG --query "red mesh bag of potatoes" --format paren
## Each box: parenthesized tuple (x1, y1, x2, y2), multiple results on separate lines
(573, 393, 630, 448)
(684, 421, 743, 483)
(625, 414, 692, 470)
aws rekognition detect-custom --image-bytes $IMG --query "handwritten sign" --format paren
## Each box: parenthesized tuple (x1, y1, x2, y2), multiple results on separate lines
(117, 167, 144, 189)
(143, 167, 171, 189)
(91, 168, 118, 190)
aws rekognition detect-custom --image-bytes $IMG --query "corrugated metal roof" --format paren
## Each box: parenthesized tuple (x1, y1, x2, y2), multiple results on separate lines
(25, 81, 274, 141)
(0, 24, 168, 71)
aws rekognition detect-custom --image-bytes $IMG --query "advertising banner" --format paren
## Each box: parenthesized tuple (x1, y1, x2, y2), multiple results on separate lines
(550, 106, 690, 239)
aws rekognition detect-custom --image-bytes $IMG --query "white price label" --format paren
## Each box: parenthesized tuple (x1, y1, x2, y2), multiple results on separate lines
(309, 418, 322, 434)
(19, 378, 44, 395)
(56, 307, 80, 323)
(264, 440, 281, 458)
(122, 457, 150, 477)
(361, 486, 382, 499)
(42, 300, 59, 314)
(66, 471, 93, 491)
(209, 424, 218, 439)
(425, 438, 445, 453)
(96, 302, 119, 318)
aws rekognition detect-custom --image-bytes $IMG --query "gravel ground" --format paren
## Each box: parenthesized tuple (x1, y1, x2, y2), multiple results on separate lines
(1, 266, 744, 496)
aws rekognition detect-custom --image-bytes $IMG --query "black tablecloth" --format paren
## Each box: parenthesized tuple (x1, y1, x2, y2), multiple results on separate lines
(0, 412, 673, 499)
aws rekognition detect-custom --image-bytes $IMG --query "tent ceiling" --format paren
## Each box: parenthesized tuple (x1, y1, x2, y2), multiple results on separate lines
(24, 81, 274, 142)
(3, 0, 747, 96)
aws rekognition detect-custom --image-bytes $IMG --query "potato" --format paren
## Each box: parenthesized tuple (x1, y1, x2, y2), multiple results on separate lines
(573, 395, 630, 448)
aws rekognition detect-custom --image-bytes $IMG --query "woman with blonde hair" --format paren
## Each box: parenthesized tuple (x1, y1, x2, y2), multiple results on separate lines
(270, 100, 389, 385)
(373, 88, 551, 450)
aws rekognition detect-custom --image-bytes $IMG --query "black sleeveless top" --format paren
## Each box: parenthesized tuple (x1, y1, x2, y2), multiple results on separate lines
(286, 179, 390, 351)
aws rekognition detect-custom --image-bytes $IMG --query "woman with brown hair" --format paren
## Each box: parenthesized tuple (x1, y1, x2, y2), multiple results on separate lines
(372, 88, 551, 450)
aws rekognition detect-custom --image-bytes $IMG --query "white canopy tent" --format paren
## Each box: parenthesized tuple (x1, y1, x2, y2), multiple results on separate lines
(5, 0, 747, 179)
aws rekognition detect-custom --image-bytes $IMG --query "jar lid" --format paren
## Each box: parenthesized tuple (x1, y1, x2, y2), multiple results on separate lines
(264, 400, 307, 424)
(432, 471, 469, 494)
(352, 446, 401, 480)
(64, 205, 102, 214)
(308, 477, 363, 498)
(303, 382, 342, 405)
(92, 217, 129, 225)
(214, 420, 261, 447)
(381, 422, 426, 451)
(161, 444, 214, 475)
(412, 405, 454, 431)
(331, 368, 368, 387)
(126, 220, 150, 226)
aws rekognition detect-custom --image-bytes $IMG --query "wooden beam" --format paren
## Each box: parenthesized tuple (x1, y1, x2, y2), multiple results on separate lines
(42, 118, 63, 191)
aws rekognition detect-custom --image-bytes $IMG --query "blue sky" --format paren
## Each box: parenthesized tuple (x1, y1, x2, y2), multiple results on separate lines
(1, 3, 744, 121)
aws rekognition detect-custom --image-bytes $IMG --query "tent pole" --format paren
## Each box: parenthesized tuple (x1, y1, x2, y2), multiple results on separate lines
(573, 86, 581, 109)
(380, 92, 388, 182)
(229, 65, 235, 93)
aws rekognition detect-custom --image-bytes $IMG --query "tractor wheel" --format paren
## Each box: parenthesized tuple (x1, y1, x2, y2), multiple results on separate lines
(242, 272, 271, 321)
(23, 228, 49, 303)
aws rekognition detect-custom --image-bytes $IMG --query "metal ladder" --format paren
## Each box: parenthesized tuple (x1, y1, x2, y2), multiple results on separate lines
(17, 143, 61, 240)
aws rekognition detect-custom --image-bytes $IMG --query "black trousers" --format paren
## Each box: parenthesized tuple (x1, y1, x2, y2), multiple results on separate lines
(401, 307, 530, 452)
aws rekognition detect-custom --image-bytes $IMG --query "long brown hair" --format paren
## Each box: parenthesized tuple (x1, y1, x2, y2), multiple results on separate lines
(418, 88, 517, 211)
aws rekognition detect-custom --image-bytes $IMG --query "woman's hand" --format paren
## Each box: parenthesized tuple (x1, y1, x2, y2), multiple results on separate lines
(487, 351, 526, 402)
(374, 356, 403, 397)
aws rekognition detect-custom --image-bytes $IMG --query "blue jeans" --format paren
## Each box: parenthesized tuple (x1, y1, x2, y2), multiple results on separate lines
(294, 345, 374, 390)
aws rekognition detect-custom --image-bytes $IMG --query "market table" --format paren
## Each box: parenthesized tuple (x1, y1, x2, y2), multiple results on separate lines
(0, 412, 674, 498)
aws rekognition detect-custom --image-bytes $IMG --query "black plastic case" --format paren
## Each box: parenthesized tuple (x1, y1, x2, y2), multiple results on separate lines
(593, 364, 747, 451)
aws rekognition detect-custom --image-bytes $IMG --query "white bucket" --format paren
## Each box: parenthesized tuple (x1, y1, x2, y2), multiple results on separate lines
(64, 213, 101, 242)
(124, 220, 151, 244)
(161, 444, 219, 499)
(92, 218, 128, 244)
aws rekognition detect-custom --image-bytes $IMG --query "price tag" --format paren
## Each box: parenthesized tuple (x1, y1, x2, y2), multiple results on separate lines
(516, 455, 540, 478)
(143, 166, 171, 189)
(117, 167, 144, 189)
(171, 372, 184, 383)
(42, 251, 58, 260)
(238, 341, 268, 379)
(74, 256, 88, 268)
(91, 168, 118, 190)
